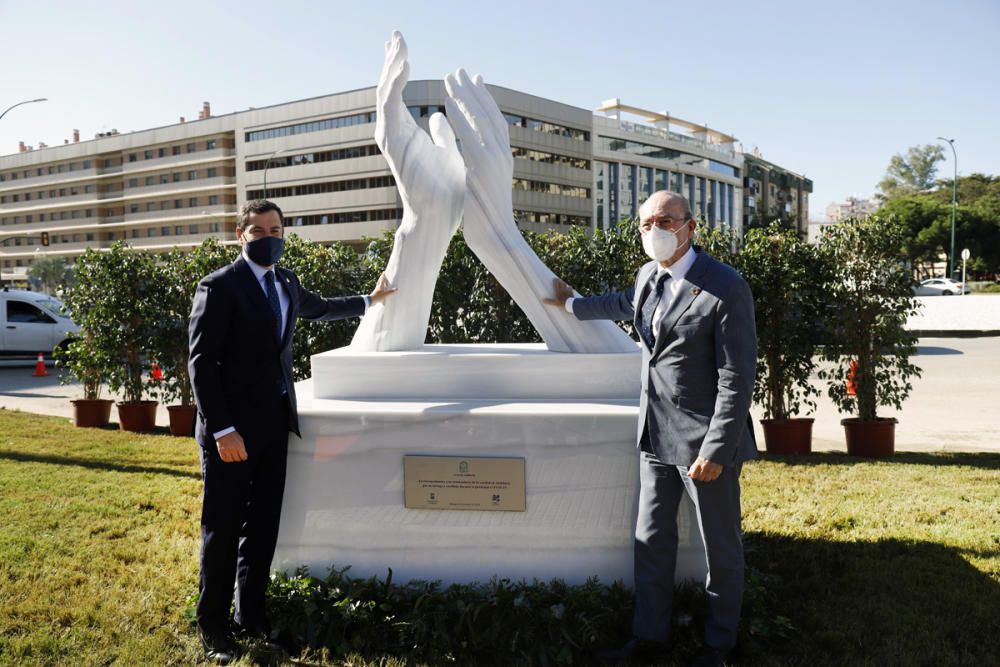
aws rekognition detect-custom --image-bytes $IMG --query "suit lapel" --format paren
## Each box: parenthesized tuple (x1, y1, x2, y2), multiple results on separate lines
(235, 257, 282, 347)
(651, 250, 710, 359)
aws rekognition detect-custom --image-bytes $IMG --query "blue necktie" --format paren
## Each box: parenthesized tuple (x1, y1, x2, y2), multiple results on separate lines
(264, 270, 287, 395)
(640, 270, 670, 349)
(264, 270, 282, 341)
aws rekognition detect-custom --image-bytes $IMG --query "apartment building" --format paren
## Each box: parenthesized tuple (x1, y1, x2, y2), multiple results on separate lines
(1, 85, 809, 283)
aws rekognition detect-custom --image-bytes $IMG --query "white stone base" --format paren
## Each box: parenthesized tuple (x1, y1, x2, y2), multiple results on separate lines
(274, 344, 708, 586)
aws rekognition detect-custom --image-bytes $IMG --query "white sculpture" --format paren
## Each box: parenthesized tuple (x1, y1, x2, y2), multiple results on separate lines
(351, 32, 636, 355)
(351, 32, 466, 351)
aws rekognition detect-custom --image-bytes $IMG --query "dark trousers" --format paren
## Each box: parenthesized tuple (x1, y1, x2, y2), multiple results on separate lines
(196, 399, 290, 633)
(632, 450, 745, 650)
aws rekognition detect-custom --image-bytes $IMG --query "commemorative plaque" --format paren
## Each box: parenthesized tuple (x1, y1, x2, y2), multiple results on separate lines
(404, 455, 526, 511)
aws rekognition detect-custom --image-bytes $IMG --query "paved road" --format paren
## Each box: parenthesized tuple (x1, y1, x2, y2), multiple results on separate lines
(2, 337, 998, 453)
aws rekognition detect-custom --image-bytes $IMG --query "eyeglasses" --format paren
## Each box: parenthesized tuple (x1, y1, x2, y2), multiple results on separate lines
(640, 215, 689, 231)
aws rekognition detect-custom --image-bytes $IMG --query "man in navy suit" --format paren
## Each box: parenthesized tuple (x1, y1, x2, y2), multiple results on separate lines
(188, 199, 395, 663)
(545, 191, 757, 666)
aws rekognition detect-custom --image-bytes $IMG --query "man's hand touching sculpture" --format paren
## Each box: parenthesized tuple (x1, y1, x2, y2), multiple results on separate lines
(351, 32, 466, 351)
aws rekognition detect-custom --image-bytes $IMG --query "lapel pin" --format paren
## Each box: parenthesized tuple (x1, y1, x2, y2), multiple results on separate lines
(691, 287, 702, 296)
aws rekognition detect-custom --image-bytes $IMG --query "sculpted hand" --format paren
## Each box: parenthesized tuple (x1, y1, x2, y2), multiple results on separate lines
(688, 457, 723, 482)
(444, 70, 635, 354)
(369, 272, 397, 306)
(351, 31, 465, 351)
(216, 431, 248, 463)
(542, 278, 575, 308)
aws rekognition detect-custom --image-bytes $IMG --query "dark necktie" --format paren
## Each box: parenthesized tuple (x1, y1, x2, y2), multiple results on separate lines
(639, 270, 670, 349)
(264, 270, 282, 341)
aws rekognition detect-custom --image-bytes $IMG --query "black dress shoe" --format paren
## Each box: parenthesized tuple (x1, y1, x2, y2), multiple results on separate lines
(598, 636, 669, 663)
(199, 627, 239, 665)
(688, 646, 729, 667)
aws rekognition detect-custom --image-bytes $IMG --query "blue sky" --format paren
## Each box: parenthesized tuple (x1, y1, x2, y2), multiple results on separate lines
(1, 0, 997, 221)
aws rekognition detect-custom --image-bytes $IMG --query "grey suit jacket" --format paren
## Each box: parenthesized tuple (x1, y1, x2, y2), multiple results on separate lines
(573, 247, 758, 467)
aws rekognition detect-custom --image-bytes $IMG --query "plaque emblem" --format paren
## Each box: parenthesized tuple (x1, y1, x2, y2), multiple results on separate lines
(459, 461, 469, 473)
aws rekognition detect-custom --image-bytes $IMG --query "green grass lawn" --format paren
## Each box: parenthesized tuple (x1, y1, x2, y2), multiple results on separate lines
(0, 409, 998, 666)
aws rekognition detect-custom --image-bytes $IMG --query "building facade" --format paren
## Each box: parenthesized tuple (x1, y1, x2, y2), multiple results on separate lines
(825, 196, 877, 222)
(742, 153, 812, 237)
(1, 84, 806, 284)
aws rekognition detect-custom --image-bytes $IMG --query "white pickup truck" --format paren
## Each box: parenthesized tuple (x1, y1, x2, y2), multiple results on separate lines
(0, 288, 80, 356)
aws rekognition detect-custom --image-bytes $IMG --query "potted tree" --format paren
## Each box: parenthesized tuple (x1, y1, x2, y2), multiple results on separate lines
(817, 214, 922, 458)
(70, 243, 165, 432)
(156, 240, 236, 436)
(55, 334, 113, 428)
(740, 222, 830, 455)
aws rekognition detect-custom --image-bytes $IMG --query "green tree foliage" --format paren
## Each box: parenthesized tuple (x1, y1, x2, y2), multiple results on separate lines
(817, 215, 922, 422)
(877, 144, 945, 200)
(62, 243, 166, 404)
(740, 222, 831, 420)
(879, 173, 1000, 279)
(27, 254, 72, 294)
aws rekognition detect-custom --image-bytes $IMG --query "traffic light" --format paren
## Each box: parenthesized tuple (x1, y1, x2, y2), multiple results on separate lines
(40, 232, 49, 247)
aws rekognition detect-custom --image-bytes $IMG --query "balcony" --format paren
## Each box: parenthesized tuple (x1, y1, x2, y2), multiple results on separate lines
(124, 204, 234, 223)
(122, 176, 236, 199)
(121, 148, 235, 174)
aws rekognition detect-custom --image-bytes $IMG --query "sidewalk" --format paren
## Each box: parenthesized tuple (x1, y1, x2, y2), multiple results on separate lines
(2, 336, 998, 453)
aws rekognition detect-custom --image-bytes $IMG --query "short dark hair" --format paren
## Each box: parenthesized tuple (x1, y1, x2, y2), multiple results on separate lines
(237, 199, 284, 230)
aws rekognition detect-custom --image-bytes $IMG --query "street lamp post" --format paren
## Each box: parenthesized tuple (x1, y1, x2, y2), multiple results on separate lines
(937, 137, 958, 278)
(262, 148, 289, 200)
(0, 97, 48, 122)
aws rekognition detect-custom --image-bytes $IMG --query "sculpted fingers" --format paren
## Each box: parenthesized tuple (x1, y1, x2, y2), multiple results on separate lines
(428, 112, 459, 154)
(470, 73, 510, 144)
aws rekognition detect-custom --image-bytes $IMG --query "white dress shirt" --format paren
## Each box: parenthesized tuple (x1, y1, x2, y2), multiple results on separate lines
(565, 246, 697, 332)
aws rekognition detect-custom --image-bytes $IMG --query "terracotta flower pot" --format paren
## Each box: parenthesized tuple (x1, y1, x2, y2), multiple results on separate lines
(761, 417, 814, 455)
(116, 401, 158, 433)
(166, 404, 197, 437)
(71, 399, 114, 428)
(841, 417, 897, 458)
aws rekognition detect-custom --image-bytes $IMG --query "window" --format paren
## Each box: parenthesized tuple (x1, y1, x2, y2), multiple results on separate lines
(188, 224, 199, 234)
(189, 198, 198, 207)
(174, 226, 184, 235)
(145, 176, 155, 186)
(161, 226, 171, 236)
(244, 111, 377, 141)
(172, 145, 180, 156)
(130, 205, 139, 213)
(187, 170, 197, 180)
(6, 301, 55, 324)
(158, 147, 167, 158)
(83, 160, 92, 169)
(209, 223, 220, 233)
(146, 203, 156, 212)
(173, 173, 182, 183)
(160, 174, 170, 184)
(86, 233, 94, 241)
(129, 153, 137, 162)
(128, 178, 138, 188)
(186, 143, 196, 153)
(206, 139, 217, 150)
(208, 195, 218, 205)
(206, 168, 218, 178)
(144, 150, 153, 160)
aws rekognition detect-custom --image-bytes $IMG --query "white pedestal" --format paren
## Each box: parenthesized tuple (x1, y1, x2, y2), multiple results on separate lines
(274, 344, 708, 586)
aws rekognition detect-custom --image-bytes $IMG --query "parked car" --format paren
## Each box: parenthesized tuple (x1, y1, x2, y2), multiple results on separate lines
(913, 278, 970, 296)
(0, 288, 80, 356)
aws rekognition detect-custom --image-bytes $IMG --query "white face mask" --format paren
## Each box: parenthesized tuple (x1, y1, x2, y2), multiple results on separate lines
(641, 224, 687, 262)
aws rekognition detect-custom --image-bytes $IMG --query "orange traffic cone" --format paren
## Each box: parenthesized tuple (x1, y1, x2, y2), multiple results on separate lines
(33, 352, 49, 377)
(846, 360, 858, 397)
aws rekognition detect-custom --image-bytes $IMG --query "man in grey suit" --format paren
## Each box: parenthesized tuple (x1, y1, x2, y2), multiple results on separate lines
(544, 191, 757, 666)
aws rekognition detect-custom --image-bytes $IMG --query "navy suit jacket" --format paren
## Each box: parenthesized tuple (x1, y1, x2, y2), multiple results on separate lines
(188, 256, 366, 448)
(572, 247, 758, 467)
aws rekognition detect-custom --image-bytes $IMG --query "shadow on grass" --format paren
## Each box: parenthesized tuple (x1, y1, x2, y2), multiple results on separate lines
(745, 532, 1000, 666)
(0, 450, 200, 479)
(759, 450, 1000, 470)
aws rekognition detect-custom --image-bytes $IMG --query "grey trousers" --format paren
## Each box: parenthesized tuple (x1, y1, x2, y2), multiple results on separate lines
(632, 450, 745, 650)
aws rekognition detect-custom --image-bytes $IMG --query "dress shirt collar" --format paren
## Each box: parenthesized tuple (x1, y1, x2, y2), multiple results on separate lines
(242, 249, 275, 284)
(657, 246, 696, 282)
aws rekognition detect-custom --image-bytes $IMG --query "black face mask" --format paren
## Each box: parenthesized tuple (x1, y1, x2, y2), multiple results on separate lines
(244, 235, 284, 266)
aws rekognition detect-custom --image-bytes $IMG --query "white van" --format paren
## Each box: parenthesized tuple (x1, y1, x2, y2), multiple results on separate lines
(0, 288, 80, 356)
